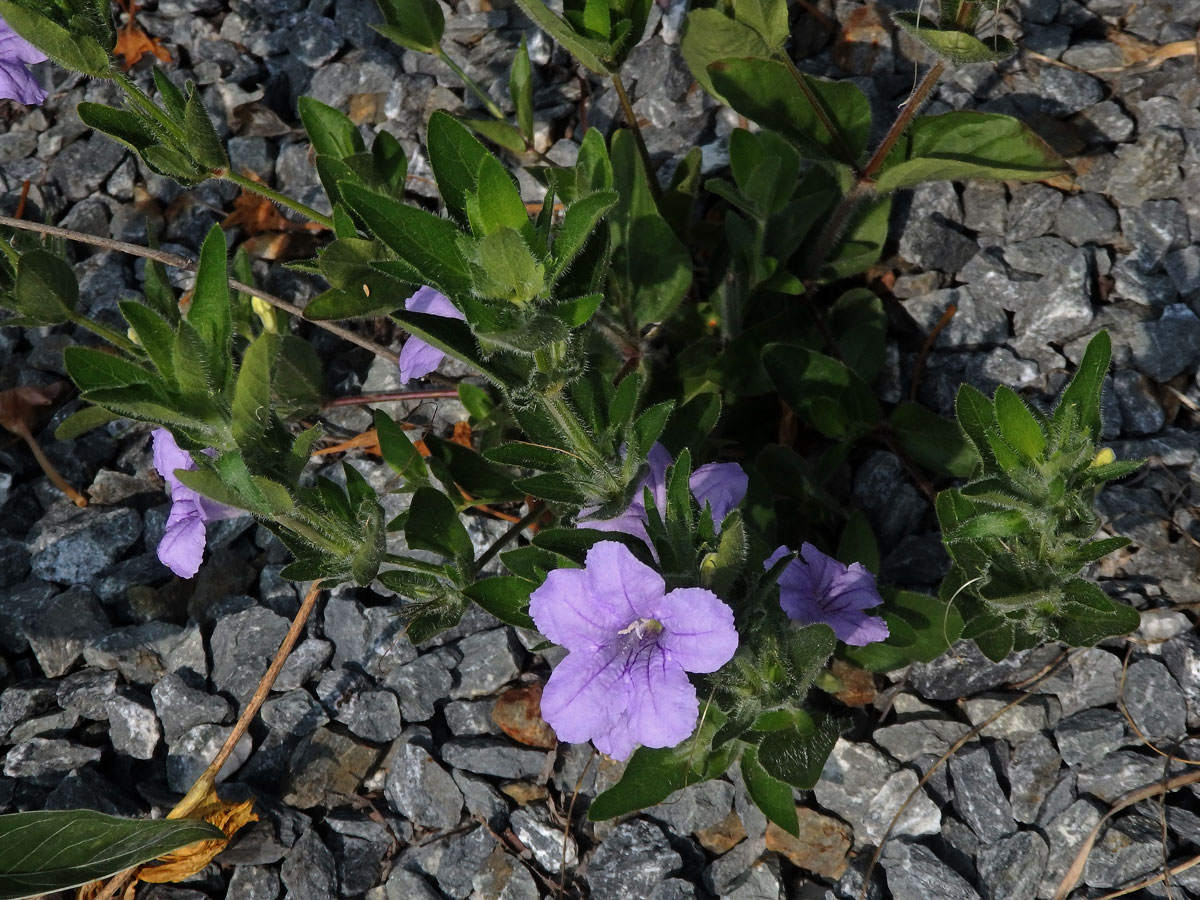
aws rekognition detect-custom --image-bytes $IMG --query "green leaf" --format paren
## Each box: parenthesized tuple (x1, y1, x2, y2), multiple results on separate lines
(946, 509, 1029, 541)
(64, 347, 155, 393)
(510, 35, 535, 141)
(428, 111, 493, 225)
(372, 0, 444, 52)
(1052, 579, 1140, 646)
(183, 89, 228, 171)
(406, 486, 474, 563)
(609, 130, 691, 327)
(890, 402, 977, 478)
(707, 57, 870, 166)
(512, 0, 609, 73)
(458, 116, 528, 155)
(992, 386, 1046, 460)
(874, 110, 1065, 195)
(375, 410, 428, 485)
(0, 810, 224, 900)
(763, 345, 879, 439)
(0, 1, 111, 76)
(188, 224, 233, 391)
(846, 591, 964, 671)
(817, 194, 890, 281)
(466, 154, 533, 241)
(299, 96, 366, 160)
(341, 183, 474, 297)
(740, 744, 799, 836)
(152, 68, 186, 120)
(892, 13, 1016, 65)
(1054, 330, 1110, 442)
(464, 576, 536, 629)
(371, 130, 408, 198)
(466, 228, 545, 306)
(54, 406, 119, 441)
(680, 7, 772, 96)
(119, 301, 175, 384)
(76, 103, 156, 158)
(501, 544, 578, 581)
(390, 308, 519, 389)
(589, 709, 731, 819)
(10, 249, 77, 326)
(485, 441, 576, 471)
(272, 335, 323, 421)
(659, 392, 721, 456)
(423, 435, 524, 504)
(837, 510, 879, 573)
(513, 472, 588, 504)
(830, 288, 885, 382)
(550, 191, 619, 286)
(757, 714, 842, 790)
(232, 331, 278, 452)
(955, 383, 996, 466)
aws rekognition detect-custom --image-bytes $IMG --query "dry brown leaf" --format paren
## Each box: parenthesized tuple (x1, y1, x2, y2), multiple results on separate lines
(0, 383, 61, 438)
(135, 790, 257, 885)
(221, 186, 299, 235)
(113, 0, 171, 70)
(450, 420, 473, 448)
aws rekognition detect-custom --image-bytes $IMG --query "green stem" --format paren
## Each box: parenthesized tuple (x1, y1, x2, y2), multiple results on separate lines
(611, 71, 663, 205)
(111, 69, 187, 146)
(472, 501, 545, 576)
(436, 46, 508, 121)
(382, 553, 453, 577)
(277, 514, 345, 556)
(777, 55, 863, 176)
(221, 170, 335, 230)
(539, 393, 618, 491)
(70, 313, 140, 354)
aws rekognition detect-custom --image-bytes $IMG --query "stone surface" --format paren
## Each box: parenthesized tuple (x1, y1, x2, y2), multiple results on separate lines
(949, 745, 1015, 842)
(976, 830, 1048, 900)
(587, 820, 682, 900)
(106, 691, 161, 759)
(764, 807, 851, 879)
(1007, 732, 1061, 823)
(28, 504, 141, 584)
(211, 607, 290, 706)
(385, 740, 464, 830)
(882, 841, 981, 900)
(151, 673, 232, 743)
(281, 726, 380, 809)
(4, 737, 102, 782)
(1055, 708, 1129, 767)
(450, 628, 522, 699)
(1122, 658, 1188, 742)
(510, 806, 577, 873)
(440, 738, 551, 780)
(280, 828, 337, 900)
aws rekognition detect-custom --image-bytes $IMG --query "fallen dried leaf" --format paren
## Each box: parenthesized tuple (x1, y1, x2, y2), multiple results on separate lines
(113, 0, 171, 70)
(137, 789, 257, 884)
(491, 684, 558, 749)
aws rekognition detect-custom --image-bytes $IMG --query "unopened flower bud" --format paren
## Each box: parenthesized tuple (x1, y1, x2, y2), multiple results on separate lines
(251, 296, 278, 334)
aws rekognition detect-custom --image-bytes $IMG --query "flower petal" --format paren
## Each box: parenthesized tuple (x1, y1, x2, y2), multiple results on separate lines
(152, 428, 194, 495)
(0, 60, 45, 104)
(0, 20, 48, 64)
(405, 286, 464, 320)
(652, 588, 738, 673)
(625, 646, 699, 752)
(157, 508, 207, 579)
(398, 336, 446, 383)
(530, 565, 627, 652)
(582, 541, 667, 621)
(539, 644, 627, 745)
(834, 612, 889, 646)
(689, 462, 747, 529)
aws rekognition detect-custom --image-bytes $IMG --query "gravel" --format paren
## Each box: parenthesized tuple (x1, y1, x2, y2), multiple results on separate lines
(1, 0, 1198, 896)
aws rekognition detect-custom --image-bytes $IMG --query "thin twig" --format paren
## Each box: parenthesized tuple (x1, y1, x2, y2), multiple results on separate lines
(908, 302, 958, 402)
(556, 750, 595, 900)
(323, 389, 461, 409)
(1092, 852, 1200, 900)
(611, 72, 663, 204)
(0, 215, 399, 365)
(1051, 769, 1200, 900)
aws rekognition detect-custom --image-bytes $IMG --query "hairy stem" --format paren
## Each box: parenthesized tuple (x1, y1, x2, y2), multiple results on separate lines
(323, 389, 461, 408)
(861, 61, 945, 180)
(221, 169, 336, 230)
(611, 71, 663, 204)
(0, 216, 399, 365)
(539, 393, 618, 492)
(778, 54, 863, 176)
(437, 46, 508, 121)
(111, 69, 188, 146)
(69, 312, 140, 354)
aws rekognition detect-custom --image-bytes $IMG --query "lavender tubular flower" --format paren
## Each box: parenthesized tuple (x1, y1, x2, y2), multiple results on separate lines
(0, 17, 47, 105)
(397, 286, 465, 383)
(152, 429, 240, 579)
(767, 542, 889, 646)
(579, 443, 748, 543)
(529, 541, 738, 760)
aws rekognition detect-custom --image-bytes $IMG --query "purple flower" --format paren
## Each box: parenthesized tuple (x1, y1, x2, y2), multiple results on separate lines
(152, 429, 240, 579)
(579, 443, 748, 545)
(0, 17, 48, 106)
(766, 543, 889, 646)
(530, 541, 738, 760)
(398, 286, 465, 382)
